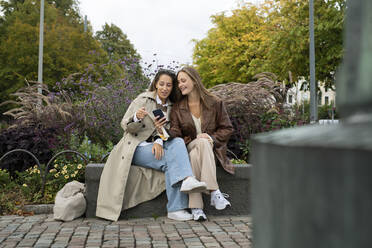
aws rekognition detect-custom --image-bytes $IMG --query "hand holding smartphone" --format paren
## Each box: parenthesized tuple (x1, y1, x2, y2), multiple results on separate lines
(152, 109, 165, 119)
(153, 109, 166, 135)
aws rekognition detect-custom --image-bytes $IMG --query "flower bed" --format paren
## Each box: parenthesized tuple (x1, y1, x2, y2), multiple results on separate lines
(0, 158, 86, 215)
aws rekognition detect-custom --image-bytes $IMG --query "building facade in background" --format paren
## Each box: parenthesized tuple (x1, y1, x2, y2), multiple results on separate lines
(285, 80, 336, 107)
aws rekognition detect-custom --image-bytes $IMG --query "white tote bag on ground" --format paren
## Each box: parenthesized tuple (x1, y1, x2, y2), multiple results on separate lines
(53, 180, 86, 221)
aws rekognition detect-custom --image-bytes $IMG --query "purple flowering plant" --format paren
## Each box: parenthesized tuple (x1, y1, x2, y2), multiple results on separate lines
(57, 53, 181, 148)
(54, 54, 152, 148)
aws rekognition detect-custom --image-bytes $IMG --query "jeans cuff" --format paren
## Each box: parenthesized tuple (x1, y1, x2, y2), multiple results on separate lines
(167, 205, 189, 212)
(170, 173, 193, 187)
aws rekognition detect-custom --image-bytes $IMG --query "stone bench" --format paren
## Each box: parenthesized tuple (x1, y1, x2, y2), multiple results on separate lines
(85, 163, 251, 219)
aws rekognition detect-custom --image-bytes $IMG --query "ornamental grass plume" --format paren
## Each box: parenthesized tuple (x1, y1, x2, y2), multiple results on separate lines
(209, 72, 286, 137)
(0, 81, 76, 173)
(0, 81, 74, 129)
(209, 72, 303, 161)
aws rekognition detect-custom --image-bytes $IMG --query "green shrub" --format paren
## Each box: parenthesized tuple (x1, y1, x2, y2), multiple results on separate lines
(318, 104, 338, 119)
(67, 134, 114, 163)
(0, 158, 89, 215)
(42, 159, 86, 202)
(260, 107, 306, 132)
(230, 158, 248, 164)
(295, 101, 338, 121)
(237, 139, 251, 163)
(0, 168, 26, 215)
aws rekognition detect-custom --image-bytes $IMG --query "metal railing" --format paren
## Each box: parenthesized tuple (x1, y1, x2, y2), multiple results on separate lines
(41, 150, 88, 195)
(1, 148, 242, 197)
(0, 149, 97, 197)
(0, 149, 42, 174)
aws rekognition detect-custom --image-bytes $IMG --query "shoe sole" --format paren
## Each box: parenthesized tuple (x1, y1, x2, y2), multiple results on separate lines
(167, 216, 193, 221)
(211, 202, 231, 210)
(180, 185, 207, 194)
(194, 216, 207, 221)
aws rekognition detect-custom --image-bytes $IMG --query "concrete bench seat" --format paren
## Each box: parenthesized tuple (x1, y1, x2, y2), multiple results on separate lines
(85, 163, 251, 219)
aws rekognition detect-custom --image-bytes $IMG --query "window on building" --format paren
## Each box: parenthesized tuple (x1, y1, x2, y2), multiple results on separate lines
(318, 93, 322, 105)
(325, 96, 329, 105)
(288, 95, 293, 104)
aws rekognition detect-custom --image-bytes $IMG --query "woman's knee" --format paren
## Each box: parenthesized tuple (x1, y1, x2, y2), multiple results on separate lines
(187, 138, 212, 152)
(170, 137, 186, 147)
(195, 138, 210, 147)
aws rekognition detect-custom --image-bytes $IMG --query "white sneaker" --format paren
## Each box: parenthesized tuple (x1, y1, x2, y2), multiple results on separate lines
(191, 208, 207, 221)
(211, 190, 231, 210)
(167, 210, 193, 221)
(180, 177, 207, 193)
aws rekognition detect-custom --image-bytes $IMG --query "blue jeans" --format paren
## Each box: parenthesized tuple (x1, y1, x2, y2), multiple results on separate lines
(132, 137, 193, 212)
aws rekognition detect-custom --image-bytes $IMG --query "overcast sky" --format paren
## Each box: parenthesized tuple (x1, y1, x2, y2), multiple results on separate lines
(79, 0, 263, 68)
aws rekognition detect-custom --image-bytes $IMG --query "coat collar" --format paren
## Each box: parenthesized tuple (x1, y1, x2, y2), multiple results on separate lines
(178, 97, 214, 132)
(141, 90, 173, 106)
(155, 94, 169, 107)
(140, 90, 173, 124)
(179, 97, 189, 110)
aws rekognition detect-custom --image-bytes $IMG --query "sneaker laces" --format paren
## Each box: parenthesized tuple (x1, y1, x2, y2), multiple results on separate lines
(215, 191, 230, 199)
(221, 193, 229, 199)
(192, 208, 204, 215)
(192, 209, 206, 220)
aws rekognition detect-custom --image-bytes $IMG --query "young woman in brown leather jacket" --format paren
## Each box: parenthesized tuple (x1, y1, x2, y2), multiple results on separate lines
(169, 66, 234, 221)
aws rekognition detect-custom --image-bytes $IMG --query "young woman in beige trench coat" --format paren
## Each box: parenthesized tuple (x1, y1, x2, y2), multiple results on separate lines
(96, 69, 207, 222)
(169, 66, 234, 221)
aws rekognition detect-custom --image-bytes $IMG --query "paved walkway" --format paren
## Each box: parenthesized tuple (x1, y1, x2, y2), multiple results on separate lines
(0, 214, 252, 248)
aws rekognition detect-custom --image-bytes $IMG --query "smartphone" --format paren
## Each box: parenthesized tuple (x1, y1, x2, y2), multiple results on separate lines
(152, 109, 165, 119)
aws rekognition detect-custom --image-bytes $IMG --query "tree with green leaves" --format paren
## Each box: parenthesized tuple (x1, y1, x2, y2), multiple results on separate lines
(193, 4, 266, 88)
(193, 0, 345, 89)
(95, 23, 145, 81)
(0, 0, 105, 113)
(0, 0, 80, 18)
(95, 23, 140, 61)
(260, 0, 345, 89)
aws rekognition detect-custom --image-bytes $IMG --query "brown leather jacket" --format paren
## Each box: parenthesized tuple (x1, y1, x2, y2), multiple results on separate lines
(169, 96, 235, 174)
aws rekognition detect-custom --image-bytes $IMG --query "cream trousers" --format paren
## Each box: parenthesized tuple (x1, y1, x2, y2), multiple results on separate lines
(187, 138, 219, 209)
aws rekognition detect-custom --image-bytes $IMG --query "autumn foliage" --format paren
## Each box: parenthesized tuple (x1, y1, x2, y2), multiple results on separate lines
(193, 0, 345, 89)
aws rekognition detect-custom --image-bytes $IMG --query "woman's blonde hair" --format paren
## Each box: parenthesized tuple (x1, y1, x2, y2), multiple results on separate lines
(177, 66, 215, 108)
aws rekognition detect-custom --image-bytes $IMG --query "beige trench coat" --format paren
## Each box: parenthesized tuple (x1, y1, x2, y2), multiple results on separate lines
(96, 91, 171, 221)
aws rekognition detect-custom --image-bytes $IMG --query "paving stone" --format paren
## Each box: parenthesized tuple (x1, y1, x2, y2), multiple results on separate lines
(169, 245, 186, 248)
(237, 241, 251, 247)
(220, 241, 240, 248)
(0, 214, 252, 247)
(152, 242, 168, 247)
(50, 244, 67, 248)
(204, 243, 221, 247)
(186, 245, 204, 248)
(200, 236, 218, 242)
(1, 243, 18, 248)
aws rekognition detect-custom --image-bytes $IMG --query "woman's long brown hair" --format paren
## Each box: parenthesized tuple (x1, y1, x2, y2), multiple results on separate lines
(177, 66, 215, 108)
(148, 69, 181, 103)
